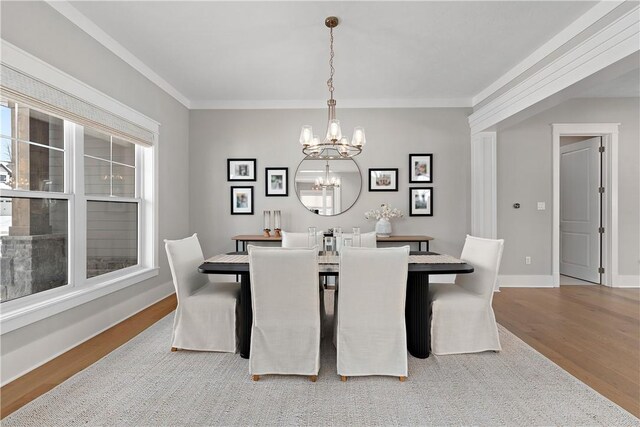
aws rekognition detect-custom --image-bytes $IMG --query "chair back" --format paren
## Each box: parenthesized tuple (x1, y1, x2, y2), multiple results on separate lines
(248, 246, 320, 334)
(164, 233, 208, 301)
(455, 235, 504, 299)
(336, 231, 377, 250)
(281, 230, 323, 248)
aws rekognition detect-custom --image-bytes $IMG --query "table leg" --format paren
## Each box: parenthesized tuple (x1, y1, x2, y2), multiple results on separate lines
(406, 272, 431, 358)
(426, 241, 429, 252)
(239, 273, 252, 359)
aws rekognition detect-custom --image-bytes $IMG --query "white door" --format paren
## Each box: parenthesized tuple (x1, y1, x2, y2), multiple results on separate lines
(560, 137, 601, 283)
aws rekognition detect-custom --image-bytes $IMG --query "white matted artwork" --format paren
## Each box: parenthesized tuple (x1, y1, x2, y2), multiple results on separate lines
(409, 187, 433, 216)
(227, 158, 256, 181)
(369, 168, 398, 192)
(265, 167, 288, 196)
(230, 186, 254, 215)
(409, 154, 433, 183)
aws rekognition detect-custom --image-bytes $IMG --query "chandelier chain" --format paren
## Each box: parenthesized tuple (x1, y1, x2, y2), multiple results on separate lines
(327, 26, 335, 101)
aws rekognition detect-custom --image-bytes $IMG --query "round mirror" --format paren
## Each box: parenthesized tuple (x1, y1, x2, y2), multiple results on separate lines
(294, 155, 362, 216)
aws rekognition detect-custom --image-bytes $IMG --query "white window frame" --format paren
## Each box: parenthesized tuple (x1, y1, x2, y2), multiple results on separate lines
(0, 43, 159, 334)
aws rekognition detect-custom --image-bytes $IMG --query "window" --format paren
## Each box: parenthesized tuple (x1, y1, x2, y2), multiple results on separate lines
(0, 98, 153, 302)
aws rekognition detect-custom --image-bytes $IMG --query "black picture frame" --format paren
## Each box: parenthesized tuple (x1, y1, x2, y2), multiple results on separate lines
(368, 168, 399, 192)
(409, 154, 433, 183)
(409, 187, 433, 216)
(230, 186, 254, 215)
(227, 158, 257, 181)
(265, 167, 289, 197)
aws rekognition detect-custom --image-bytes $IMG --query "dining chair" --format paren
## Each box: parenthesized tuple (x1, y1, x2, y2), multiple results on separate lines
(248, 246, 321, 382)
(335, 231, 377, 251)
(281, 230, 326, 333)
(164, 233, 240, 353)
(428, 235, 505, 355)
(281, 230, 324, 249)
(335, 246, 410, 381)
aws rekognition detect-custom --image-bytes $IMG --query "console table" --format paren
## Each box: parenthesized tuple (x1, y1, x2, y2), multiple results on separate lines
(232, 234, 433, 251)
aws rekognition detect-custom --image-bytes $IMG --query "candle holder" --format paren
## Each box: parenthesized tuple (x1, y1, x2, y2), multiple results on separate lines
(273, 210, 282, 237)
(263, 210, 271, 237)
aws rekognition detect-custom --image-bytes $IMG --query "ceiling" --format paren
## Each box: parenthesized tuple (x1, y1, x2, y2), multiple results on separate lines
(67, 1, 598, 107)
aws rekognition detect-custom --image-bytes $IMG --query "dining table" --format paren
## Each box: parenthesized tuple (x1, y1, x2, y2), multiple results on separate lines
(198, 251, 473, 359)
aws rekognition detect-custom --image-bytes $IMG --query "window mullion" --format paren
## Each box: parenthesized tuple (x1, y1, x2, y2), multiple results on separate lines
(71, 124, 87, 286)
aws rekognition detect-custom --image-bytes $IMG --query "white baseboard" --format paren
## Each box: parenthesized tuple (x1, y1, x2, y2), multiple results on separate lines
(1, 281, 174, 387)
(498, 275, 555, 288)
(616, 275, 640, 287)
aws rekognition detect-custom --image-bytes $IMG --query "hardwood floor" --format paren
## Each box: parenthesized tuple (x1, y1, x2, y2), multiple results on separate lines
(493, 286, 640, 418)
(0, 295, 177, 419)
(2, 286, 638, 420)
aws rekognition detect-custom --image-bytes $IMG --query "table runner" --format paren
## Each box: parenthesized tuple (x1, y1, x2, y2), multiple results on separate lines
(205, 253, 464, 264)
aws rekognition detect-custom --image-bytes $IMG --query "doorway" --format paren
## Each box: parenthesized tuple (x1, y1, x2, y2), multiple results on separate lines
(559, 136, 603, 284)
(551, 123, 620, 287)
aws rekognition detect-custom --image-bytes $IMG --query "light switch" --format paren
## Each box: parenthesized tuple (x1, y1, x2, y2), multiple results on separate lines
(537, 202, 546, 210)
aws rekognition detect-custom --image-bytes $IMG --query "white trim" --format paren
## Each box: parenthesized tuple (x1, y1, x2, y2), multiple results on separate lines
(1, 280, 173, 386)
(497, 275, 555, 288)
(469, 4, 639, 134)
(0, 267, 159, 335)
(470, 132, 497, 239)
(0, 189, 70, 199)
(1, 40, 161, 134)
(44, 1, 190, 109)
(616, 275, 640, 287)
(190, 98, 473, 110)
(472, 1, 625, 106)
(551, 123, 620, 288)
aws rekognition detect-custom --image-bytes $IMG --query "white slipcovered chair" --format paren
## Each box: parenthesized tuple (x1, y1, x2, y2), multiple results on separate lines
(248, 246, 321, 382)
(335, 231, 377, 250)
(281, 230, 323, 249)
(335, 246, 410, 381)
(165, 233, 240, 352)
(428, 235, 505, 355)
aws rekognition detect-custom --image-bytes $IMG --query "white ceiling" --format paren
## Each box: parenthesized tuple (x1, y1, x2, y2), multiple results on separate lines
(67, 1, 598, 107)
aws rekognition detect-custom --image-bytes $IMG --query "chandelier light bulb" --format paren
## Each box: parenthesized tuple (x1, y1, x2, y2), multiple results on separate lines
(326, 119, 342, 141)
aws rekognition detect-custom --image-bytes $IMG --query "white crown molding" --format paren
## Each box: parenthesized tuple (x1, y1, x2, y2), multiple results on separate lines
(190, 98, 473, 110)
(468, 3, 639, 134)
(472, 1, 626, 106)
(1, 39, 160, 134)
(46, 0, 191, 109)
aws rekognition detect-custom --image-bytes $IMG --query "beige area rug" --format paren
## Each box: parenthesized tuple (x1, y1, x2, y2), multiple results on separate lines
(3, 291, 637, 426)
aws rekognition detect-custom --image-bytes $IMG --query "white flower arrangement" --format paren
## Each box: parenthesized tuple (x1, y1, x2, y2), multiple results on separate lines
(364, 203, 404, 221)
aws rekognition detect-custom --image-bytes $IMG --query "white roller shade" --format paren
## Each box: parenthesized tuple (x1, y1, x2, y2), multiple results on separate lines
(1, 64, 155, 147)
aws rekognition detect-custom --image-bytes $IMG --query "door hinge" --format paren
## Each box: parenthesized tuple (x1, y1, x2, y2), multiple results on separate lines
(599, 146, 605, 153)
(599, 227, 605, 234)
(598, 187, 605, 194)
(598, 267, 605, 274)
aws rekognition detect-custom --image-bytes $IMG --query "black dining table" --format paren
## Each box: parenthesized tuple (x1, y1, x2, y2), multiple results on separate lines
(198, 251, 473, 359)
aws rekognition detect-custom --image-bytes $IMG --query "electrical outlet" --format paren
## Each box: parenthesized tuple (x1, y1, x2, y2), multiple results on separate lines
(537, 202, 546, 210)
(525, 256, 531, 265)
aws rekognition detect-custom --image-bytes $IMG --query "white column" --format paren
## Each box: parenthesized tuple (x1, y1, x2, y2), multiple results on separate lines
(470, 132, 497, 239)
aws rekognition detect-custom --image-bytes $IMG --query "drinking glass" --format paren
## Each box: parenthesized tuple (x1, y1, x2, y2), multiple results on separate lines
(333, 227, 342, 251)
(308, 226, 317, 248)
(352, 227, 361, 247)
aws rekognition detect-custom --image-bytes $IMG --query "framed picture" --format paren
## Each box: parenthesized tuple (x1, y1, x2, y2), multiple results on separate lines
(368, 168, 398, 192)
(409, 154, 433, 183)
(228, 158, 256, 181)
(265, 167, 288, 197)
(230, 186, 254, 215)
(409, 187, 433, 216)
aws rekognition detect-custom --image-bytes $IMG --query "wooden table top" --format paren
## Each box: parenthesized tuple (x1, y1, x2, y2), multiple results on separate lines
(232, 234, 434, 242)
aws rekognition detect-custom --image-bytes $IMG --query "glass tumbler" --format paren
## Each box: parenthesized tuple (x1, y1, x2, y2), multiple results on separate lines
(352, 227, 361, 247)
(308, 226, 317, 248)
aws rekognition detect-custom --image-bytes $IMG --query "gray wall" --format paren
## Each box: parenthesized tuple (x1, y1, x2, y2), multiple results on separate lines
(497, 97, 639, 276)
(189, 108, 472, 258)
(1, 1, 189, 382)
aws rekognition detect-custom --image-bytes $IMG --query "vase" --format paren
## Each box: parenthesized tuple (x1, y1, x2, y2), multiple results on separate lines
(375, 218, 392, 237)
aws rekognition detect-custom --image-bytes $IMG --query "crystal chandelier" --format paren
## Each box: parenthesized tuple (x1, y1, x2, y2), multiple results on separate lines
(299, 16, 366, 160)
(313, 160, 341, 190)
